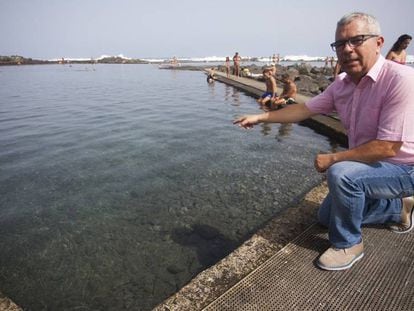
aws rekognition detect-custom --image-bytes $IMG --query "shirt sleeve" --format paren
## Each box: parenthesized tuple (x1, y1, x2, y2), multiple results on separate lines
(305, 80, 337, 115)
(377, 70, 414, 142)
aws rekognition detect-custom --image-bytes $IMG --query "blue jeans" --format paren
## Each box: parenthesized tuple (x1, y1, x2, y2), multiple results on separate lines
(318, 161, 414, 248)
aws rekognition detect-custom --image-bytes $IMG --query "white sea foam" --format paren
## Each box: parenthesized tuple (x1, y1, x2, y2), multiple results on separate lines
(49, 53, 414, 64)
(48, 54, 131, 62)
(143, 55, 327, 63)
(282, 55, 326, 62)
(48, 57, 92, 62)
(182, 56, 227, 62)
(142, 58, 165, 63)
(142, 56, 227, 63)
(49, 54, 328, 63)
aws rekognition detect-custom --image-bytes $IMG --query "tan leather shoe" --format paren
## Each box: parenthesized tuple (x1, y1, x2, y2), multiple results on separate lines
(389, 197, 414, 234)
(317, 240, 364, 271)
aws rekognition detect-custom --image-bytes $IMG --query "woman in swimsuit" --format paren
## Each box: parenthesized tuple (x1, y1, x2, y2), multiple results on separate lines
(225, 57, 230, 78)
(386, 34, 412, 64)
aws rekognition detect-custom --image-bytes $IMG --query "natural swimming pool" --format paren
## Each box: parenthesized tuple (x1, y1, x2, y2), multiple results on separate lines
(0, 64, 338, 310)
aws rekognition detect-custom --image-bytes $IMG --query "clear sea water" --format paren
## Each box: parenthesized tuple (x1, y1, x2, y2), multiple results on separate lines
(0, 64, 338, 310)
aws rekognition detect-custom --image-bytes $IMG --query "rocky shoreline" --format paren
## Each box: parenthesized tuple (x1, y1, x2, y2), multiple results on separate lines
(220, 63, 336, 98)
(172, 62, 337, 98)
(0, 291, 21, 311)
(0, 55, 148, 66)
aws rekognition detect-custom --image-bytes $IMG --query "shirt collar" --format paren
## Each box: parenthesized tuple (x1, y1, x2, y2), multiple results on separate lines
(366, 55, 385, 82)
(342, 55, 385, 84)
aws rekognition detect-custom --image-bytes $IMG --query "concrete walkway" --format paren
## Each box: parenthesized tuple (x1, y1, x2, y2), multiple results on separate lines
(203, 224, 414, 311)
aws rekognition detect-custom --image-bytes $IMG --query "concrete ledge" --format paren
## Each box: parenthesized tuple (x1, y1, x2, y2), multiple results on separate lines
(211, 71, 348, 147)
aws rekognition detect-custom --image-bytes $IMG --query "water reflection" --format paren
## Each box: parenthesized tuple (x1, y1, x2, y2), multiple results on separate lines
(258, 123, 293, 141)
(329, 139, 342, 153)
(276, 123, 293, 141)
(260, 123, 272, 136)
(207, 79, 216, 97)
(231, 88, 240, 106)
(224, 85, 231, 103)
(169, 69, 178, 80)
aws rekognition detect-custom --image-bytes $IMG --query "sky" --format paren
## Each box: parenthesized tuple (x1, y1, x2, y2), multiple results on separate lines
(1, 0, 413, 60)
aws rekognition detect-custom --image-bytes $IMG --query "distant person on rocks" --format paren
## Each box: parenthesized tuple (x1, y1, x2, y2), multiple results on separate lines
(272, 54, 276, 64)
(270, 63, 277, 77)
(330, 56, 335, 69)
(324, 56, 330, 67)
(241, 67, 251, 77)
(233, 52, 241, 77)
(270, 74, 297, 109)
(234, 12, 414, 271)
(386, 34, 412, 64)
(257, 67, 277, 109)
(225, 56, 230, 78)
(333, 60, 342, 78)
(171, 56, 179, 66)
(323, 56, 330, 74)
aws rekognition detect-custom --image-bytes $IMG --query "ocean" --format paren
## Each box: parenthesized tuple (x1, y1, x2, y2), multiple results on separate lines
(0, 64, 337, 310)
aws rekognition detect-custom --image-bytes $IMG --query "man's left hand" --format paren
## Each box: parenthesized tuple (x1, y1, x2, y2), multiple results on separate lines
(314, 153, 336, 173)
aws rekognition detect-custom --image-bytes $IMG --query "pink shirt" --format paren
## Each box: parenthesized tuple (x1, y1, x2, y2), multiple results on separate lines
(306, 55, 414, 165)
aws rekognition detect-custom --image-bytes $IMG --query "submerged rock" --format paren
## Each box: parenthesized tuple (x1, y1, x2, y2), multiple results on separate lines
(0, 291, 22, 311)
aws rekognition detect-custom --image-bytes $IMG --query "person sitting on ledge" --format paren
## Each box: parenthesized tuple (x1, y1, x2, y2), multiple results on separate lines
(257, 67, 277, 109)
(206, 67, 215, 83)
(269, 73, 297, 109)
(234, 12, 414, 271)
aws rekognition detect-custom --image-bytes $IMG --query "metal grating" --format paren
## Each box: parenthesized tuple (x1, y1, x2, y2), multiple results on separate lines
(203, 225, 414, 311)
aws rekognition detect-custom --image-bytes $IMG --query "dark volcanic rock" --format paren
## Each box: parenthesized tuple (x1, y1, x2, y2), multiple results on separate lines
(294, 75, 321, 95)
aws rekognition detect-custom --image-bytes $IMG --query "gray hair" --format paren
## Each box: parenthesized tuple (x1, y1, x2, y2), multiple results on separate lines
(337, 12, 381, 35)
